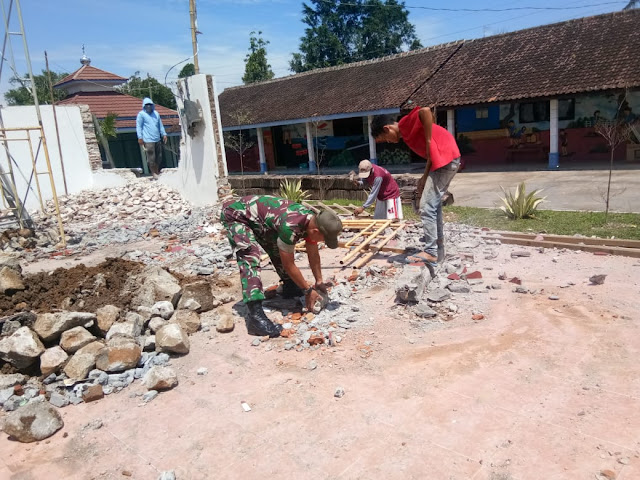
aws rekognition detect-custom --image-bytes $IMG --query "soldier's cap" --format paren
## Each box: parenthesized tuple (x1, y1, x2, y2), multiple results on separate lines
(315, 209, 343, 249)
(358, 159, 373, 178)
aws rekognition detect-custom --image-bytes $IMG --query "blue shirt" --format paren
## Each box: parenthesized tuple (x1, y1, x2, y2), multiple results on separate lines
(136, 101, 167, 143)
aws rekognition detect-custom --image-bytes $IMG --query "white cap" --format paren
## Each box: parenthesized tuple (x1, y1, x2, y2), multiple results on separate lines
(358, 159, 373, 178)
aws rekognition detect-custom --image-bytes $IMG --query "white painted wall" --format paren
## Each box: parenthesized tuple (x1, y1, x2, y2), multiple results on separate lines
(160, 74, 226, 206)
(0, 105, 93, 211)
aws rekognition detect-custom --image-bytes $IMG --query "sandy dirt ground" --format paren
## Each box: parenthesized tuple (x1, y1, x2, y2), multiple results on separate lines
(2, 235, 640, 480)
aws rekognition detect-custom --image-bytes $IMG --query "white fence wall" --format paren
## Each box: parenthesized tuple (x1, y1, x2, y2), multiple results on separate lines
(0, 105, 92, 212)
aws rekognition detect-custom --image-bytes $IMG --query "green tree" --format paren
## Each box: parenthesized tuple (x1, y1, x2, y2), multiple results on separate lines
(4, 69, 69, 105)
(243, 31, 275, 84)
(178, 63, 196, 78)
(117, 72, 177, 110)
(290, 0, 422, 73)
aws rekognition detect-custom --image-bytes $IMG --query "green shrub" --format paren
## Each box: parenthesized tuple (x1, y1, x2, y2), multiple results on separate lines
(279, 179, 309, 203)
(499, 182, 545, 219)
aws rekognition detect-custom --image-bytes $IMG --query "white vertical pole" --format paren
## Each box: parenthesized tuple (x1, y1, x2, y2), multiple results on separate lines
(367, 115, 377, 163)
(447, 109, 455, 136)
(256, 127, 267, 173)
(306, 122, 316, 172)
(549, 98, 559, 169)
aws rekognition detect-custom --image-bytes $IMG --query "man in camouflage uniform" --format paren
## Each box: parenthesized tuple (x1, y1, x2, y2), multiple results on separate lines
(221, 195, 343, 337)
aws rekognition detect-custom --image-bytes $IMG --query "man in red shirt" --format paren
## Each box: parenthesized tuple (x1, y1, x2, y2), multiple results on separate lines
(371, 107, 461, 270)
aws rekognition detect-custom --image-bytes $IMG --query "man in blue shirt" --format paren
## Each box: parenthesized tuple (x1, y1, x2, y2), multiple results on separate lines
(136, 97, 167, 179)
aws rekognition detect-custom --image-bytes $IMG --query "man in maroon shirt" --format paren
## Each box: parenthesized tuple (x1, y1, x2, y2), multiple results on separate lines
(371, 107, 461, 271)
(351, 160, 403, 219)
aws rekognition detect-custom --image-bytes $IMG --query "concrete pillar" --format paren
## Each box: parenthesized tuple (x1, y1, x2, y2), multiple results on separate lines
(367, 115, 377, 164)
(256, 127, 267, 173)
(159, 74, 226, 206)
(306, 122, 316, 172)
(548, 98, 559, 169)
(447, 109, 455, 136)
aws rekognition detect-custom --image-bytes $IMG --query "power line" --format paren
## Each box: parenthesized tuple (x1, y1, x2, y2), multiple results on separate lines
(317, 0, 626, 12)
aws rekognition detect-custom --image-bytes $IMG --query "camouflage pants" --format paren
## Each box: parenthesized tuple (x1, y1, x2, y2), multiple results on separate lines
(221, 207, 290, 303)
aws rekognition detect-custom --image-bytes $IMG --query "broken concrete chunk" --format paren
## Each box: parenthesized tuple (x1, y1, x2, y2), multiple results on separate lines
(0, 373, 26, 390)
(142, 366, 178, 391)
(415, 304, 438, 318)
(33, 312, 97, 343)
(170, 310, 201, 335)
(0, 252, 22, 273)
(40, 346, 69, 377)
(426, 289, 450, 303)
(2, 401, 64, 443)
(95, 305, 121, 335)
(447, 284, 470, 294)
(177, 281, 214, 312)
(511, 251, 531, 258)
(395, 266, 430, 303)
(155, 324, 190, 354)
(132, 266, 182, 307)
(59, 326, 96, 354)
(151, 301, 175, 320)
(0, 326, 45, 369)
(148, 317, 167, 333)
(0, 266, 25, 294)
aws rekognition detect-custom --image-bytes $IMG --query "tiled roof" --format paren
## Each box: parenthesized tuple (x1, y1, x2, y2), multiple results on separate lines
(219, 42, 462, 127)
(409, 9, 640, 108)
(54, 65, 127, 88)
(58, 91, 180, 130)
(219, 9, 640, 128)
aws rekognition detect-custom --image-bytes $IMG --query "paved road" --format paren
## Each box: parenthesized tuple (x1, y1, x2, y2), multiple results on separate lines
(449, 169, 640, 213)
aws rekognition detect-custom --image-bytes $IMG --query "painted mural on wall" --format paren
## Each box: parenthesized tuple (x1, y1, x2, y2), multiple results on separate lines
(455, 90, 640, 165)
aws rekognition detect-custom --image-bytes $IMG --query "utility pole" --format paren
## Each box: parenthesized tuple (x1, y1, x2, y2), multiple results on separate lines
(147, 73, 153, 100)
(189, 0, 200, 74)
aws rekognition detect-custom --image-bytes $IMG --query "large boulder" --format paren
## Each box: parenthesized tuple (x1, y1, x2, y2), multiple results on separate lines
(2, 401, 64, 443)
(95, 305, 121, 336)
(142, 366, 178, 391)
(59, 326, 96, 354)
(40, 346, 69, 376)
(105, 315, 144, 341)
(132, 266, 181, 308)
(0, 327, 45, 369)
(155, 324, 190, 354)
(170, 310, 201, 335)
(33, 312, 97, 343)
(63, 341, 104, 380)
(176, 281, 214, 312)
(151, 301, 174, 320)
(95, 337, 141, 373)
(0, 266, 25, 294)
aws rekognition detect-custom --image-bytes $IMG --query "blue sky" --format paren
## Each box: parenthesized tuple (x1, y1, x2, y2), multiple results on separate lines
(1, 0, 630, 100)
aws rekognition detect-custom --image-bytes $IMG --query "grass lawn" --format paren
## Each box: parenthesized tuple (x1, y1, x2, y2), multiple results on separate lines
(444, 206, 640, 240)
(319, 199, 640, 240)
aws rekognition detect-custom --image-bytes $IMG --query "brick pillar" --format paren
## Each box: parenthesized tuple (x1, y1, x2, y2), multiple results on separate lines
(78, 105, 103, 171)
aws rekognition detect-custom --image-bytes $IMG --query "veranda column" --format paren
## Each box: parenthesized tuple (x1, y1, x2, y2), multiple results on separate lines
(447, 109, 455, 136)
(548, 98, 560, 169)
(256, 127, 267, 173)
(368, 115, 377, 164)
(306, 122, 316, 172)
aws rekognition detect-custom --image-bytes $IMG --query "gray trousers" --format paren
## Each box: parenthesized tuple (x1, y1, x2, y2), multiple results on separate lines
(143, 141, 163, 170)
(419, 158, 460, 259)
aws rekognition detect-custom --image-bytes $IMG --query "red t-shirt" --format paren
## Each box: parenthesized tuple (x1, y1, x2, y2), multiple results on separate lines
(398, 107, 461, 172)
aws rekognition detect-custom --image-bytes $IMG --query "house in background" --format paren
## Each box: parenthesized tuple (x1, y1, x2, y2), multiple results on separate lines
(55, 53, 181, 173)
(219, 9, 640, 174)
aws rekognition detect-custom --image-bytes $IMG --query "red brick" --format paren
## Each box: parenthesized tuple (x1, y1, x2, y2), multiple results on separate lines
(13, 385, 24, 396)
(466, 271, 482, 279)
(82, 384, 104, 403)
(509, 277, 522, 285)
(472, 314, 485, 321)
(447, 273, 460, 280)
(594, 251, 609, 256)
(308, 334, 325, 346)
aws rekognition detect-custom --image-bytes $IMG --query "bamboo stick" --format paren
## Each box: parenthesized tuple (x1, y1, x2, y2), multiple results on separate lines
(331, 203, 354, 215)
(344, 222, 376, 247)
(354, 223, 406, 268)
(302, 201, 320, 213)
(481, 236, 640, 259)
(340, 220, 392, 264)
(488, 231, 640, 249)
(317, 201, 338, 215)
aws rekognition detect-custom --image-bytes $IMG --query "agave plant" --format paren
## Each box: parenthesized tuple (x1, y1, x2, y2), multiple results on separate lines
(499, 182, 545, 219)
(279, 178, 310, 203)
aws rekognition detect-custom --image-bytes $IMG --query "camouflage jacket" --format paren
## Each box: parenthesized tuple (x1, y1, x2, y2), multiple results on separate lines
(223, 195, 313, 252)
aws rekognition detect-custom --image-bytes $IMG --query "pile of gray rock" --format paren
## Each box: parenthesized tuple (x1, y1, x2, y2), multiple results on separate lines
(0, 265, 234, 425)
